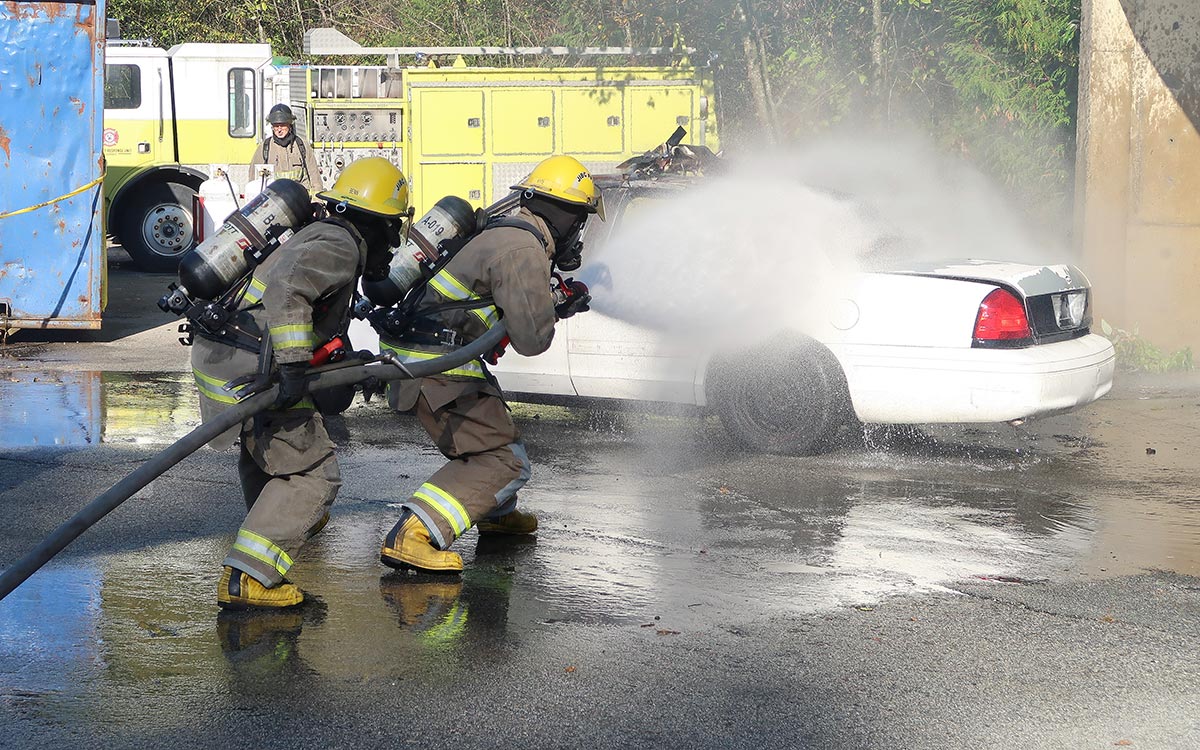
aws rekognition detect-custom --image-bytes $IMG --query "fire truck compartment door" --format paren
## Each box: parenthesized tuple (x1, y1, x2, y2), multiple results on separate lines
(103, 55, 176, 168)
(417, 162, 486, 211)
(630, 87, 694, 154)
(415, 89, 484, 156)
(561, 88, 624, 155)
(490, 90, 555, 155)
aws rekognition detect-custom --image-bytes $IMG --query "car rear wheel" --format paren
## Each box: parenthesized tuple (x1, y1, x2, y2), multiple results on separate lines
(707, 337, 851, 455)
(116, 180, 198, 272)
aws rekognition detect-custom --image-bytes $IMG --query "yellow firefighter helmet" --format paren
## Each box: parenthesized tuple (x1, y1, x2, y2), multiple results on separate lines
(512, 155, 605, 220)
(318, 157, 410, 218)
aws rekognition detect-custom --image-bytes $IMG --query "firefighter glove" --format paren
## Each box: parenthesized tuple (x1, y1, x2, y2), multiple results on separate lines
(272, 363, 309, 410)
(554, 279, 591, 319)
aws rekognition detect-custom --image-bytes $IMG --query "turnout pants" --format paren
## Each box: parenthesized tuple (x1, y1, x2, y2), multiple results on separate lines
(399, 386, 531, 550)
(192, 319, 343, 589)
(225, 409, 342, 586)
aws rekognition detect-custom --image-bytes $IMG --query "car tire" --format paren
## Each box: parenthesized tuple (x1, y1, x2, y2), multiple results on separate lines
(707, 337, 851, 455)
(116, 179, 198, 273)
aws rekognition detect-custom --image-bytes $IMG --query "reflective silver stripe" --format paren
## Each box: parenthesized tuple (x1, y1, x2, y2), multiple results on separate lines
(494, 441, 531, 508)
(241, 276, 266, 306)
(231, 528, 293, 576)
(413, 482, 470, 538)
(380, 341, 485, 379)
(469, 304, 500, 328)
(404, 504, 448, 549)
(194, 366, 310, 409)
(429, 269, 499, 328)
(421, 601, 468, 643)
(270, 323, 314, 350)
(193, 368, 239, 405)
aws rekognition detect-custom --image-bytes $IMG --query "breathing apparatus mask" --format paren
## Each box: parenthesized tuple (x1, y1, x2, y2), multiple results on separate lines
(327, 199, 409, 282)
(524, 192, 589, 271)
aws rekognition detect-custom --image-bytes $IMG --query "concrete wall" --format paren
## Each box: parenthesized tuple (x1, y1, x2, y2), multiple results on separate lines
(1075, 0, 1200, 352)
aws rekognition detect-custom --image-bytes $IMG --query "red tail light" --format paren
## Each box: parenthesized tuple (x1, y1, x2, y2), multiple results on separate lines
(973, 288, 1030, 343)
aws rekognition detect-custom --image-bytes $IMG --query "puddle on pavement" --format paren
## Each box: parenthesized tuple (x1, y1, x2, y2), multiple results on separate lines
(0, 371, 199, 448)
(3, 376, 1200, 704)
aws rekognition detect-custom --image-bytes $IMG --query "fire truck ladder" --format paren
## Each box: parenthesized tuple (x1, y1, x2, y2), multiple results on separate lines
(302, 27, 696, 65)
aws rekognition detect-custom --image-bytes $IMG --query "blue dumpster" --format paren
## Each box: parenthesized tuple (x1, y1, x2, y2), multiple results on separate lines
(0, 1, 106, 332)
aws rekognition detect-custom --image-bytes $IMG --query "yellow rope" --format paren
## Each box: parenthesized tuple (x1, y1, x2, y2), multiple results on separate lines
(0, 176, 104, 220)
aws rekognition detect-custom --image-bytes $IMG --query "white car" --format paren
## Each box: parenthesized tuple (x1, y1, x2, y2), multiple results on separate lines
(491, 148, 1113, 454)
(356, 145, 1115, 455)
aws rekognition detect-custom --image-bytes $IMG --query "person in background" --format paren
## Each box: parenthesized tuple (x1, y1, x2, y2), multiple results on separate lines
(250, 103, 324, 192)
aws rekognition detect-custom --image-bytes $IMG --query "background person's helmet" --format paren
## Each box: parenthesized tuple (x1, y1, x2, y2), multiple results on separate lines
(317, 157, 410, 217)
(267, 103, 297, 126)
(512, 155, 605, 220)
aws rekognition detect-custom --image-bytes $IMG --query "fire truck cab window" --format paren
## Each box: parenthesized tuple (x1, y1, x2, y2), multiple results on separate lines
(227, 68, 256, 138)
(104, 64, 141, 110)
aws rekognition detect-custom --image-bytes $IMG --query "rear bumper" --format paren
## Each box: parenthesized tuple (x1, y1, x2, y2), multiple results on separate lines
(836, 333, 1116, 424)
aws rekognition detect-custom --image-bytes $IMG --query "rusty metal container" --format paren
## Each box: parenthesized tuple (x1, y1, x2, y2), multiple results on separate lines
(0, 0, 106, 332)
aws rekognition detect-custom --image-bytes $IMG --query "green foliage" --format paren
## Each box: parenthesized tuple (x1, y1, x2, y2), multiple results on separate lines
(1101, 320, 1194, 373)
(932, 0, 1080, 228)
(109, 0, 1084, 232)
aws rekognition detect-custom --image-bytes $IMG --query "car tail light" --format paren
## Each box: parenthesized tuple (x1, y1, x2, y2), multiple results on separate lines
(973, 288, 1031, 345)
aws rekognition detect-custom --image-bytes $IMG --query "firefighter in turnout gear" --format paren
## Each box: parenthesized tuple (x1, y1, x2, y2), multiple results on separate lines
(249, 103, 325, 192)
(194, 157, 410, 609)
(379, 155, 603, 574)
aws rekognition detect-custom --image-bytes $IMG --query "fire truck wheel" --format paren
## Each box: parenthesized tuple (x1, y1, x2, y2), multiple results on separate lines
(118, 180, 197, 273)
(707, 336, 852, 456)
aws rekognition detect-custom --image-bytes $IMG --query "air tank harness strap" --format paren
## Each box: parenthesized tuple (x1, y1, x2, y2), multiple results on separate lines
(486, 217, 549, 252)
(187, 308, 263, 355)
(399, 316, 471, 348)
(390, 216, 543, 323)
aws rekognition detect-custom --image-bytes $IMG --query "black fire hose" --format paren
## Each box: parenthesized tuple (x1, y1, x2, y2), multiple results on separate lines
(0, 324, 507, 602)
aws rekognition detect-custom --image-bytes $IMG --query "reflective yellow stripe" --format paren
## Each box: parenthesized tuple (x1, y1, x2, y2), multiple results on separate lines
(414, 482, 469, 537)
(241, 276, 266, 306)
(193, 368, 239, 404)
(232, 528, 294, 575)
(429, 270, 473, 301)
(469, 305, 499, 327)
(195, 366, 313, 410)
(270, 323, 314, 350)
(430, 270, 499, 329)
(380, 341, 485, 379)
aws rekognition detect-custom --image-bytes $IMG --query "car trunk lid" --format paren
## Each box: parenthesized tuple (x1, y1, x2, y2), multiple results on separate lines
(883, 259, 1094, 344)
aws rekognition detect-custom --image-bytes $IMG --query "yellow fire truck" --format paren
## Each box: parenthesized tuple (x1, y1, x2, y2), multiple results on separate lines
(103, 28, 718, 271)
(103, 40, 288, 270)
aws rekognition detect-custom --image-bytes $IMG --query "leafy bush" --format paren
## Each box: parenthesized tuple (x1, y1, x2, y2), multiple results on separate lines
(1101, 320, 1194, 373)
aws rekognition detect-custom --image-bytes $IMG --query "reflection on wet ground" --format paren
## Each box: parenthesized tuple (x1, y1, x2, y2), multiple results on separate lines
(0, 371, 198, 448)
(1, 373, 1198, 705)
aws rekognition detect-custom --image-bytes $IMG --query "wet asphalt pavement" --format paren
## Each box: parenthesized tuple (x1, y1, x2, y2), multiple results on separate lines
(0, 257, 1198, 748)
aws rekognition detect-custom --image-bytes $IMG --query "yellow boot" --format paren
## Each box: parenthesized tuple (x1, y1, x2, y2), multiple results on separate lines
(380, 579, 465, 628)
(476, 508, 539, 535)
(217, 566, 304, 610)
(380, 516, 463, 574)
(306, 511, 331, 539)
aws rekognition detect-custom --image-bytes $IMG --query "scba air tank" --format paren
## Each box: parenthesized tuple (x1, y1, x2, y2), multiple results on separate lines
(362, 195, 477, 307)
(177, 178, 312, 301)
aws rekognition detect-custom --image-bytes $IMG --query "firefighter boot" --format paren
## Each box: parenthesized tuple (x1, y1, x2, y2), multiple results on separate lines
(380, 516, 463, 574)
(218, 566, 304, 610)
(476, 508, 539, 536)
(306, 511, 331, 539)
(380, 578, 465, 628)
